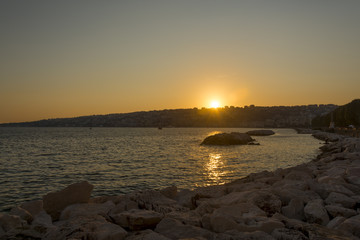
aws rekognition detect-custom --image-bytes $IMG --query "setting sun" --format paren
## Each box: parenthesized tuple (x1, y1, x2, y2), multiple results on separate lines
(210, 100, 220, 108)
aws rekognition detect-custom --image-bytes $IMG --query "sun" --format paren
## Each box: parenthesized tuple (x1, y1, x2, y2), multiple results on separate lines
(210, 100, 220, 108)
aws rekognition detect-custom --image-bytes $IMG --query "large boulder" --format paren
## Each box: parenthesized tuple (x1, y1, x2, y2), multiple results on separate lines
(304, 199, 329, 226)
(111, 209, 163, 231)
(44, 215, 127, 240)
(201, 132, 254, 145)
(246, 130, 275, 136)
(0, 213, 26, 232)
(155, 217, 215, 239)
(43, 181, 94, 220)
(60, 201, 115, 220)
(324, 192, 356, 208)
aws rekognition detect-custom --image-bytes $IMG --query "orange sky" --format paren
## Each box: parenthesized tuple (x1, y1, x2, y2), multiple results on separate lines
(1, 1, 359, 123)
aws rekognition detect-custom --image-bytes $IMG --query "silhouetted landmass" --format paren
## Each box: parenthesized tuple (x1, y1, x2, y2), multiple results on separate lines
(0, 104, 337, 128)
(312, 99, 360, 128)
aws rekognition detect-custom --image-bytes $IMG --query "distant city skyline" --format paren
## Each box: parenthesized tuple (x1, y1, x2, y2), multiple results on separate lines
(1, 1, 359, 123)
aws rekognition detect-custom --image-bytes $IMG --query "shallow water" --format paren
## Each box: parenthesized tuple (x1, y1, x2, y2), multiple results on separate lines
(0, 127, 321, 211)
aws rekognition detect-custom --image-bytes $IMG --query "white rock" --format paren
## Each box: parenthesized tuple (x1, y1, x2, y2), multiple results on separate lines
(221, 229, 275, 240)
(325, 205, 357, 218)
(160, 186, 178, 199)
(31, 210, 54, 234)
(0, 213, 25, 232)
(130, 190, 184, 213)
(304, 199, 329, 226)
(109, 197, 139, 215)
(111, 209, 163, 231)
(209, 203, 284, 234)
(272, 187, 320, 205)
(281, 198, 304, 221)
(44, 215, 127, 240)
(155, 217, 215, 239)
(327, 216, 346, 229)
(10, 206, 33, 223)
(165, 210, 202, 227)
(346, 176, 360, 185)
(126, 229, 171, 240)
(60, 201, 115, 220)
(20, 200, 43, 217)
(336, 214, 360, 238)
(271, 227, 308, 240)
(43, 181, 94, 220)
(324, 192, 356, 208)
(309, 182, 354, 199)
(94, 221, 128, 240)
(284, 170, 313, 181)
(247, 190, 282, 217)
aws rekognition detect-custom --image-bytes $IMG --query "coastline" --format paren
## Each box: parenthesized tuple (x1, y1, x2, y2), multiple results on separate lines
(1, 131, 360, 239)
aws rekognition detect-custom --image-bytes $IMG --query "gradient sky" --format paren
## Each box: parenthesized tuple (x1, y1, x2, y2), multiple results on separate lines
(1, 1, 359, 123)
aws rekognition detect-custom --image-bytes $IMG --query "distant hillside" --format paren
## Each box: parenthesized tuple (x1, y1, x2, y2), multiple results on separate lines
(0, 104, 337, 128)
(312, 99, 360, 128)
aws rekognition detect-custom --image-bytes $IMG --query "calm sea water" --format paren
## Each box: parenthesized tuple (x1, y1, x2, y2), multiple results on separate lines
(0, 127, 321, 212)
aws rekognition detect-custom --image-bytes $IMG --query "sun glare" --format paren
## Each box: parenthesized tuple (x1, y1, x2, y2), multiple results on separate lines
(210, 100, 220, 108)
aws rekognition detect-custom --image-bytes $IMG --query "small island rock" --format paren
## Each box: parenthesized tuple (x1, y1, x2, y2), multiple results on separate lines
(201, 132, 254, 146)
(246, 130, 275, 136)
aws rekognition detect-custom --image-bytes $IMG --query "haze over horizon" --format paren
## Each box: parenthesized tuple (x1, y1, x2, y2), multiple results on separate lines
(1, 1, 359, 123)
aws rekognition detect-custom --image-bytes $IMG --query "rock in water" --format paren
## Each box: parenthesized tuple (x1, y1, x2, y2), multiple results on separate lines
(246, 130, 275, 136)
(43, 181, 94, 220)
(201, 132, 254, 145)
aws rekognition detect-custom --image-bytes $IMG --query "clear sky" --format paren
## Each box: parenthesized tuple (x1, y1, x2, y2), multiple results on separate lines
(1, 0, 359, 123)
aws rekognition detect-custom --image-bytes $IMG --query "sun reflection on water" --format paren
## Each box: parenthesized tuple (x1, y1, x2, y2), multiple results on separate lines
(206, 153, 227, 185)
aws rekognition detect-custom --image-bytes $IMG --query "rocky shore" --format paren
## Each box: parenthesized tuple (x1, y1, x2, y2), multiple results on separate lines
(1, 133, 360, 239)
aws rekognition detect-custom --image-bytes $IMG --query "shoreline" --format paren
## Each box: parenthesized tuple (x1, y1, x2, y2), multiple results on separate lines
(1, 132, 360, 239)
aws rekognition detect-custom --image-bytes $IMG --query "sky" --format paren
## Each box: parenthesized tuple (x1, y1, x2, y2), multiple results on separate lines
(1, 0, 359, 123)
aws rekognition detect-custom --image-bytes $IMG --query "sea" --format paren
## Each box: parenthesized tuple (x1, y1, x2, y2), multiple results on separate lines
(0, 127, 322, 212)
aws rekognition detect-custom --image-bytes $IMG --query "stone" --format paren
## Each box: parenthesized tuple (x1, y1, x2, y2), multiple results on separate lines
(337, 214, 360, 238)
(31, 210, 53, 234)
(94, 221, 128, 240)
(175, 189, 198, 209)
(220, 230, 275, 240)
(10, 206, 33, 223)
(111, 209, 163, 231)
(281, 198, 305, 221)
(155, 217, 215, 240)
(210, 203, 266, 233)
(271, 228, 308, 240)
(284, 171, 313, 181)
(346, 167, 360, 177)
(43, 181, 94, 220)
(126, 229, 171, 240)
(60, 201, 115, 220)
(129, 190, 185, 214)
(327, 216, 346, 229)
(304, 199, 329, 226)
(309, 182, 354, 199)
(20, 200, 44, 217)
(160, 186, 178, 199)
(245, 130, 275, 136)
(272, 187, 321, 205)
(109, 197, 139, 215)
(165, 211, 202, 227)
(44, 215, 127, 240)
(247, 190, 282, 217)
(209, 203, 284, 234)
(0, 213, 25, 232)
(325, 205, 357, 218)
(201, 132, 254, 145)
(324, 192, 356, 208)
